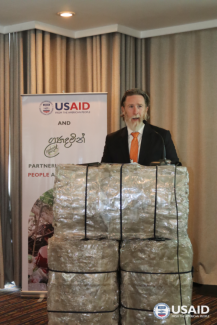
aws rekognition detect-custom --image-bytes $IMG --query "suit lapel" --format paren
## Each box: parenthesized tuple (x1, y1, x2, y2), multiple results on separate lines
(119, 127, 130, 163)
(138, 121, 153, 165)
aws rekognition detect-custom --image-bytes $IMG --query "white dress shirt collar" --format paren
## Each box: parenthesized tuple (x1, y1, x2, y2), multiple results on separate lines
(127, 123, 145, 136)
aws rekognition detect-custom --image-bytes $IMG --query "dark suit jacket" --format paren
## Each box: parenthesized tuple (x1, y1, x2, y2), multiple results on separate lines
(101, 121, 180, 166)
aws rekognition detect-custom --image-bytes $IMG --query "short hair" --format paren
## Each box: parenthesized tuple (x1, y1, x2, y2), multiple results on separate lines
(121, 88, 150, 108)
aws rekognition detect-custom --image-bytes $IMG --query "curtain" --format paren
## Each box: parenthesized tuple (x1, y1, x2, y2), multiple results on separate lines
(150, 28, 217, 285)
(9, 32, 24, 287)
(0, 33, 13, 288)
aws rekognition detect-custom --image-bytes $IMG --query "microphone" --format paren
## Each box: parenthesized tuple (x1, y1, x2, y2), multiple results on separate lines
(150, 130, 171, 166)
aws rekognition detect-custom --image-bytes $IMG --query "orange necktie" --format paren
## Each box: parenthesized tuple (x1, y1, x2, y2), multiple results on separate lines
(130, 132, 139, 162)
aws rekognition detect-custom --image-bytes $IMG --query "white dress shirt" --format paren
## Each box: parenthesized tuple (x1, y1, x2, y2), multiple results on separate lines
(127, 124, 145, 162)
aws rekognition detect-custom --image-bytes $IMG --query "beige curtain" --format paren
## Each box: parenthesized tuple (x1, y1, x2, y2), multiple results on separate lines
(9, 32, 24, 287)
(0, 33, 13, 288)
(4, 27, 217, 288)
(120, 35, 150, 127)
(150, 28, 217, 284)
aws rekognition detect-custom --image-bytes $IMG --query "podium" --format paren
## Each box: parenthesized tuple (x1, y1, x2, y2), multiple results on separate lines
(47, 164, 193, 325)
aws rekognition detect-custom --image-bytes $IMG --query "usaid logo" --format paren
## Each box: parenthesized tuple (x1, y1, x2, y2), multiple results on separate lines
(153, 304, 209, 319)
(153, 303, 170, 320)
(55, 102, 90, 111)
(39, 101, 54, 115)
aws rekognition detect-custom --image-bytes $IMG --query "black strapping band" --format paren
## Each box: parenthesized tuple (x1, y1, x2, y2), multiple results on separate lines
(121, 304, 153, 312)
(119, 163, 124, 325)
(119, 164, 124, 325)
(120, 164, 124, 241)
(154, 166, 158, 238)
(48, 268, 117, 274)
(174, 167, 187, 325)
(85, 166, 89, 239)
(121, 269, 192, 275)
(118, 241, 121, 324)
(48, 306, 119, 314)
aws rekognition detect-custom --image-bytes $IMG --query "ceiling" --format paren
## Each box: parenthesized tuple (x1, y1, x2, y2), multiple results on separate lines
(0, 0, 217, 38)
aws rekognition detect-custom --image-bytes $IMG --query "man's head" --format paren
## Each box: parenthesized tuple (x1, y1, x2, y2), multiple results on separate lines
(121, 88, 150, 131)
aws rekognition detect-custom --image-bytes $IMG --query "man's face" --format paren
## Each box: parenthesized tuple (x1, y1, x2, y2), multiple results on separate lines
(121, 95, 148, 131)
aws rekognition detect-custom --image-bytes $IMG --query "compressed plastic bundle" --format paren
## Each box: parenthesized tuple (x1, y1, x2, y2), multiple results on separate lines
(48, 236, 119, 272)
(120, 239, 193, 324)
(48, 272, 118, 312)
(47, 237, 119, 325)
(121, 271, 192, 310)
(120, 238, 193, 273)
(121, 308, 191, 325)
(53, 164, 189, 240)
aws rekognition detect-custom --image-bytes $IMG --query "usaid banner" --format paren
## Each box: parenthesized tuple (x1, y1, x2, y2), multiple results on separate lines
(22, 93, 107, 294)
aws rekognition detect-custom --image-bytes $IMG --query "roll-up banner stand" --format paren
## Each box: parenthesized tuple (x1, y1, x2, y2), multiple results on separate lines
(21, 93, 107, 296)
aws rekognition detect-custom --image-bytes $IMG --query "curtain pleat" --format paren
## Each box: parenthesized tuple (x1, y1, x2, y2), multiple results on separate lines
(0, 34, 5, 288)
(56, 35, 62, 93)
(27, 30, 36, 94)
(110, 33, 121, 132)
(101, 34, 109, 92)
(61, 36, 67, 93)
(36, 30, 43, 94)
(75, 38, 87, 92)
(126, 36, 135, 89)
(150, 28, 217, 285)
(86, 37, 93, 92)
(0, 33, 12, 287)
(135, 38, 146, 89)
(93, 35, 101, 92)
(66, 38, 75, 92)
(44, 32, 50, 93)
(120, 34, 126, 99)
(9, 32, 24, 287)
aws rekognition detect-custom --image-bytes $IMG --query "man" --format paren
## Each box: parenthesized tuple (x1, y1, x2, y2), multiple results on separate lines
(101, 88, 180, 166)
